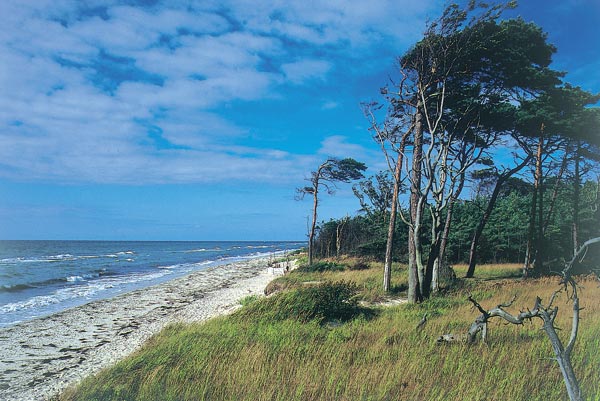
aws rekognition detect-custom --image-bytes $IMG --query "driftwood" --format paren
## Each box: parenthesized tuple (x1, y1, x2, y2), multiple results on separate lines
(438, 237, 600, 401)
(461, 290, 581, 401)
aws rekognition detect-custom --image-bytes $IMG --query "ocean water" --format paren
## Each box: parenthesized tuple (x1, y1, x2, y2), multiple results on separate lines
(0, 240, 303, 327)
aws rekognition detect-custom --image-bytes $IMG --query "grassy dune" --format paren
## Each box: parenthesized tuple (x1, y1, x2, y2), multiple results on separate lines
(60, 260, 600, 401)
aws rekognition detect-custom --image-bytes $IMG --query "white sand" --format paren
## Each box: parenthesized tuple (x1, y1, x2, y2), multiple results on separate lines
(0, 257, 291, 401)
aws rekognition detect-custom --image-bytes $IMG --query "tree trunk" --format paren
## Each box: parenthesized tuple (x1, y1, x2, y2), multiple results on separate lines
(426, 211, 442, 294)
(308, 187, 319, 266)
(524, 131, 544, 276)
(543, 149, 569, 234)
(572, 141, 581, 256)
(408, 104, 424, 303)
(383, 139, 407, 292)
(466, 156, 530, 278)
(438, 172, 465, 282)
(534, 126, 545, 274)
(335, 217, 347, 259)
(439, 201, 454, 270)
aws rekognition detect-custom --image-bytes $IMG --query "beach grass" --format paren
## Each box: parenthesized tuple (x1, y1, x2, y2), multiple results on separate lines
(59, 261, 600, 401)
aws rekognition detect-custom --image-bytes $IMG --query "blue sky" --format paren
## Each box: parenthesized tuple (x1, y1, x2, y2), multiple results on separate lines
(0, 0, 598, 241)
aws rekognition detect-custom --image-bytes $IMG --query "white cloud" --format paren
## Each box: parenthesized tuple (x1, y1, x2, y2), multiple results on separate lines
(281, 59, 331, 84)
(228, 0, 438, 49)
(132, 32, 281, 84)
(318, 135, 369, 159)
(0, 0, 439, 184)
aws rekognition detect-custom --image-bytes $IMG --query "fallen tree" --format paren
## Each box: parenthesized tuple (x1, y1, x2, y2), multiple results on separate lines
(438, 236, 600, 401)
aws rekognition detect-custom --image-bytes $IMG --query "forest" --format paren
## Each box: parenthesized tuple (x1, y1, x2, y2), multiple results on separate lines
(313, 175, 599, 269)
(302, 2, 600, 300)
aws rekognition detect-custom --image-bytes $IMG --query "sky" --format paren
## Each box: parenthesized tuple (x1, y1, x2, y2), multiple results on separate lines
(0, 0, 598, 241)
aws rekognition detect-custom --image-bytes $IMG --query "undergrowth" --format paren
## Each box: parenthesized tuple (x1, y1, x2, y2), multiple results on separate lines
(236, 281, 368, 324)
(296, 261, 346, 273)
(60, 261, 600, 401)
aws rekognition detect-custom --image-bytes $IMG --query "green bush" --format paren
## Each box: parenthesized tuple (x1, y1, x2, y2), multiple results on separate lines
(353, 239, 387, 259)
(297, 261, 346, 273)
(349, 261, 370, 270)
(237, 281, 363, 324)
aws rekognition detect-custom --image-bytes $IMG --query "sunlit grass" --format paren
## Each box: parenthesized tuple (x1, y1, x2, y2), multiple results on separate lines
(59, 261, 600, 401)
(452, 263, 523, 280)
(267, 257, 408, 302)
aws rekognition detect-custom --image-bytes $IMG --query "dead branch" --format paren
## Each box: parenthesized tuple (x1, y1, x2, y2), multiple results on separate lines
(439, 237, 600, 401)
(415, 313, 428, 331)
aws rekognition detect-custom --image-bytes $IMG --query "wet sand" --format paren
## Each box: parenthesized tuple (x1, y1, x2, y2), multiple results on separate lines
(0, 257, 291, 401)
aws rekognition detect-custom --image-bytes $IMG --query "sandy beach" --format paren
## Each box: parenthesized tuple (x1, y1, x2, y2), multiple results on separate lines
(0, 256, 290, 401)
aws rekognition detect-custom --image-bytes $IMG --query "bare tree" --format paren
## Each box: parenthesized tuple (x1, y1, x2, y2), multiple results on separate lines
(364, 101, 412, 292)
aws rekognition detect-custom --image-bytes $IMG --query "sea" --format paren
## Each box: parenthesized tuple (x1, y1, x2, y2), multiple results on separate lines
(0, 240, 304, 328)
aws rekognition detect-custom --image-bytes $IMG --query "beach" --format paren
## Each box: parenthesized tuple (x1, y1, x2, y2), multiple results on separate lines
(0, 256, 289, 401)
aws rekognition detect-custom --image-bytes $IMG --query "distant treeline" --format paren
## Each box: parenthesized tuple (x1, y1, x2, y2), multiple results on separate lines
(312, 175, 600, 266)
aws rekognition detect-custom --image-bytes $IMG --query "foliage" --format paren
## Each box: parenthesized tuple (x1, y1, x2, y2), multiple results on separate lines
(237, 281, 364, 324)
(297, 157, 367, 265)
(314, 177, 600, 270)
(296, 261, 346, 273)
(312, 214, 408, 261)
(352, 171, 396, 218)
(296, 158, 368, 199)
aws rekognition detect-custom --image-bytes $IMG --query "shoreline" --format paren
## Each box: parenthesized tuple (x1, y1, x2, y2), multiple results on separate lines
(0, 256, 289, 401)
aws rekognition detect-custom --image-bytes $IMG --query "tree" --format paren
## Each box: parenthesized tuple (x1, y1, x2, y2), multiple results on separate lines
(352, 171, 396, 221)
(377, 2, 562, 301)
(373, 3, 512, 300)
(517, 86, 600, 276)
(564, 97, 600, 256)
(297, 158, 366, 265)
(363, 104, 412, 292)
(363, 96, 414, 292)
(465, 150, 532, 277)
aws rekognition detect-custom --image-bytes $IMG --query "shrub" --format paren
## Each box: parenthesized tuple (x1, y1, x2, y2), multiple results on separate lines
(297, 261, 346, 273)
(237, 281, 364, 324)
(349, 261, 370, 270)
(353, 239, 387, 259)
(263, 276, 305, 295)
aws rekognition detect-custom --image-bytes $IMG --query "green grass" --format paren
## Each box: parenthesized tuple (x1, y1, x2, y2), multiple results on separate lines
(452, 263, 523, 280)
(296, 261, 347, 273)
(60, 261, 600, 401)
(265, 257, 408, 302)
(238, 294, 260, 307)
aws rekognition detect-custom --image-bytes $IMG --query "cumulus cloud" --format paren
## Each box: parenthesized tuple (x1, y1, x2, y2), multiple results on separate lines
(228, 0, 436, 49)
(0, 0, 438, 184)
(318, 135, 369, 159)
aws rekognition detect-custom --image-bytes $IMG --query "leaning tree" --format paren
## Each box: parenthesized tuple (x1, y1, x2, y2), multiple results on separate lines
(372, 1, 563, 301)
(297, 158, 366, 265)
